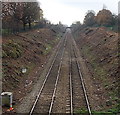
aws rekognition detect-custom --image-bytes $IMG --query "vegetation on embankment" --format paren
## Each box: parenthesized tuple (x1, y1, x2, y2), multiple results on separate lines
(2, 1, 66, 111)
(72, 27, 119, 114)
(2, 28, 62, 106)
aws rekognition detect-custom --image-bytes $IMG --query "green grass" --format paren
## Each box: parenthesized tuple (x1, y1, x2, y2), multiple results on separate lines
(75, 108, 120, 115)
(42, 33, 61, 55)
(2, 40, 23, 59)
(25, 63, 36, 75)
(107, 103, 120, 114)
(74, 108, 88, 114)
(43, 44, 52, 55)
(81, 45, 107, 79)
(80, 45, 119, 114)
(92, 111, 114, 115)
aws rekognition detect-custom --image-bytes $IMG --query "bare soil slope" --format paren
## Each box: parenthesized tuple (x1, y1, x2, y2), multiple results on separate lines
(73, 27, 119, 113)
(2, 28, 60, 110)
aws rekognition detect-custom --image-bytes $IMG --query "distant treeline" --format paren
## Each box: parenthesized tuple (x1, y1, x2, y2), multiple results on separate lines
(2, 2, 66, 35)
(71, 9, 119, 32)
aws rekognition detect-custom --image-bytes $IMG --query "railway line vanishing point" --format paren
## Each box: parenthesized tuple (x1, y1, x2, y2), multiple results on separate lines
(29, 29, 92, 115)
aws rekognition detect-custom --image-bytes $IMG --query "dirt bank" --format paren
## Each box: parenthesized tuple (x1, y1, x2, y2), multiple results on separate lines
(73, 27, 119, 113)
(2, 28, 61, 112)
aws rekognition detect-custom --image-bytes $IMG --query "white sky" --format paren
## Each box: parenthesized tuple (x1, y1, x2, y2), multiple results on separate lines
(38, 0, 119, 26)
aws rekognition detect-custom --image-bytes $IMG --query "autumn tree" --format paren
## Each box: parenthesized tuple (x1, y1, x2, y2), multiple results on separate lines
(2, 2, 15, 33)
(96, 9, 113, 26)
(21, 2, 41, 30)
(2, 2, 43, 33)
(8, 3, 23, 32)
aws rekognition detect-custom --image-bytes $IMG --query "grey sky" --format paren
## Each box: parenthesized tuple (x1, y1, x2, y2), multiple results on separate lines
(39, 0, 119, 26)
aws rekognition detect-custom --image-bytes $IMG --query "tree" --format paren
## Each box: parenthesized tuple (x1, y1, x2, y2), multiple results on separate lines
(83, 10, 96, 27)
(9, 3, 23, 32)
(112, 14, 118, 25)
(70, 21, 85, 35)
(2, 2, 43, 32)
(96, 9, 113, 26)
(2, 2, 14, 32)
(118, 14, 120, 32)
(21, 2, 41, 30)
(71, 21, 81, 31)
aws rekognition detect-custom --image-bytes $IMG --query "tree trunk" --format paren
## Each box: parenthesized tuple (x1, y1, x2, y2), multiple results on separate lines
(29, 21, 31, 29)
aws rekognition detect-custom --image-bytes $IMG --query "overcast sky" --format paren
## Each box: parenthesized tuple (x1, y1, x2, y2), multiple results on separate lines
(38, 0, 119, 26)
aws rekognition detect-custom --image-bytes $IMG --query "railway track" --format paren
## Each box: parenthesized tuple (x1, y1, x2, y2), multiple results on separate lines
(69, 34, 92, 115)
(59, 31, 92, 115)
(29, 30, 92, 115)
(29, 33, 67, 114)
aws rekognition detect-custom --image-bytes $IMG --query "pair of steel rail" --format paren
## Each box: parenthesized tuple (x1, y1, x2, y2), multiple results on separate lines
(29, 33, 67, 115)
(29, 31, 92, 115)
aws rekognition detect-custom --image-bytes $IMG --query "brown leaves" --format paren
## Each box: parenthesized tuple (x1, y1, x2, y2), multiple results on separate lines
(96, 9, 113, 26)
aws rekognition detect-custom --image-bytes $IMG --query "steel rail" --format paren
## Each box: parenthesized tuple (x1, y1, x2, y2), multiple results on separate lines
(48, 38, 67, 115)
(70, 31, 92, 115)
(73, 46, 92, 115)
(69, 43, 73, 115)
(29, 36, 66, 115)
